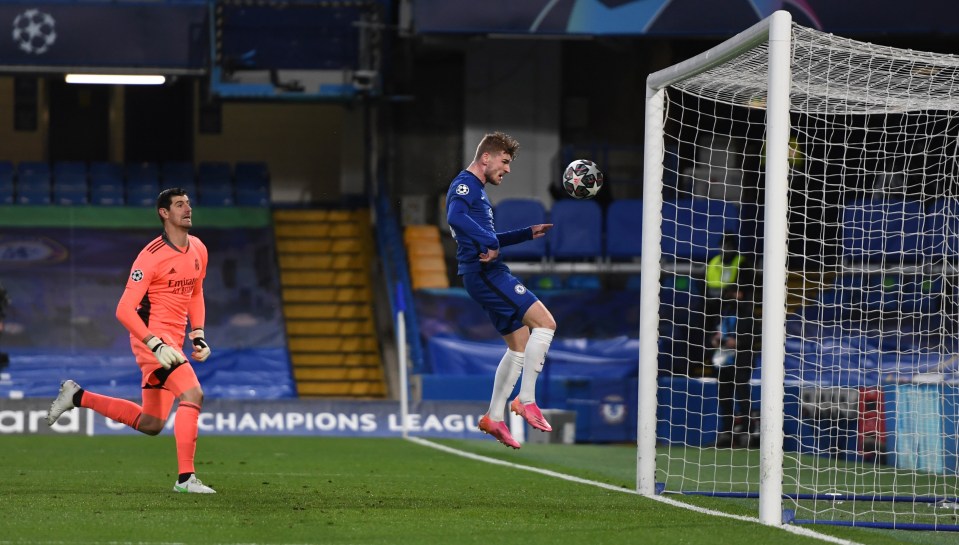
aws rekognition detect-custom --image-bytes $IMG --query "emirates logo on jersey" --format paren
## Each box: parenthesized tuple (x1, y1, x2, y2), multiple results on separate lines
(167, 277, 197, 295)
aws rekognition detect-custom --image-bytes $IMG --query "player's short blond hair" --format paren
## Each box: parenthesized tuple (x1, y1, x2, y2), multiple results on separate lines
(473, 131, 520, 162)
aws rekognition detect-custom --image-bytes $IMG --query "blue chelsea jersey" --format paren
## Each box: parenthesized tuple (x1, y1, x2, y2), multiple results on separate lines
(446, 170, 499, 274)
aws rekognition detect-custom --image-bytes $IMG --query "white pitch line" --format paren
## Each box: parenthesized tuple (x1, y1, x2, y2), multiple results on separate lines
(407, 436, 865, 545)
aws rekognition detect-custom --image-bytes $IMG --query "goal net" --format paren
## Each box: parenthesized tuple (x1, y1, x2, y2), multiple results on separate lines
(639, 11, 959, 530)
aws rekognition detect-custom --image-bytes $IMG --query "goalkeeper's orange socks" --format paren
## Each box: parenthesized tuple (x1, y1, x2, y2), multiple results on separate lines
(77, 389, 143, 430)
(174, 402, 201, 477)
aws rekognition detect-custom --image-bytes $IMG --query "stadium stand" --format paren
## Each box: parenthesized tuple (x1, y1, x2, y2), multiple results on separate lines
(161, 161, 197, 197)
(16, 161, 52, 205)
(273, 208, 386, 397)
(197, 161, 234, 207)
(403, 224, 449, 289)
(52, 161, 89, 205)
(0, 161, 14, 204)
(89, 162, 125, 205)
(0, 160, 272, 208)
(923, 198, 959, 259)
(661, 198, 739, 262)
(234, 161, 271, 206)
(605, 198, 643, 260)
(842, 199, 925, 264)
(125, 162, 160, 206)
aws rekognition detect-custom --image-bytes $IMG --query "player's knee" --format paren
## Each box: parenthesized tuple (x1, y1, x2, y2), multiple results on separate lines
(530, 314, 557, 331)
(138, 417, 165, 436)
(180, 387, 204, 406)
(523, 304, 556, 331)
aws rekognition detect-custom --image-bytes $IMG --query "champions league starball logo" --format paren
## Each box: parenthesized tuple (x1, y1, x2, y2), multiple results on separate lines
(12, 9, 57, 55)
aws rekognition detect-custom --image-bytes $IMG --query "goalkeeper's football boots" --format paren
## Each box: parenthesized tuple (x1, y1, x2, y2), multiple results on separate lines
(173, 474, 217, 494)
(510, 398, 553, 433)
(478, 414, 521, 449)
(46, 379, 81, 426)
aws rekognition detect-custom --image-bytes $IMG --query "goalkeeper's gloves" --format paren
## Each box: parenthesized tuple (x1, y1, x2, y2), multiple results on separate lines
(189, 328, 211, 362)
(146, 336, 186, 370)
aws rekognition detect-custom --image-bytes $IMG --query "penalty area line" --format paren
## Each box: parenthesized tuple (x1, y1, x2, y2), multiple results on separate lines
(406, 436, 865, 545)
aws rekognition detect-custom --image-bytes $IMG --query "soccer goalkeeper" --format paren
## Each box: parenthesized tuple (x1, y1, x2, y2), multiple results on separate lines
(46, 188, 215, 494)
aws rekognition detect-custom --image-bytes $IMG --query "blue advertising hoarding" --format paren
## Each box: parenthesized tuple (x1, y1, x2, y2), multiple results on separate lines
(1, 398, 489, 440)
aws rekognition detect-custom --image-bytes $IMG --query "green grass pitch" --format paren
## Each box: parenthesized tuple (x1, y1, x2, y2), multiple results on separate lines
(0, 435, 952, 545)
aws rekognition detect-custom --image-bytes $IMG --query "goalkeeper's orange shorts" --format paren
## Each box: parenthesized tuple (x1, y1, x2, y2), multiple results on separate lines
(140, 362, 201, 420)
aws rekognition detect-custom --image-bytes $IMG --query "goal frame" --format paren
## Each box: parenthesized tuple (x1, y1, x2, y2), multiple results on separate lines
(637, 10, 793, 527)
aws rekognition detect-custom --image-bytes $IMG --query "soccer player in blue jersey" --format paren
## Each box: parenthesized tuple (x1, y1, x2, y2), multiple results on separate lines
(446, 131, 556, 449)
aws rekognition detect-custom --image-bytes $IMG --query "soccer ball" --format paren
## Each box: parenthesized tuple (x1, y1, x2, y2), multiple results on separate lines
(562, 159, 604, 199)
(12, 9, 57, 55)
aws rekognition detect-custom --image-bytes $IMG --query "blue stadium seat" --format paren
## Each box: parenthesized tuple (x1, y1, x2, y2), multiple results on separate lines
(198, 162, 231, 185)
(549, 199, 603, 259)
(235, 186, 270, 206)
(494, 198, 547, 260)
(89, 162, 125, 205)
(660, 273, 704, 334)
(924, 198, 959, 260)
(823, 271, 943, 326)
(861, 273, 943, 318)
(161, 161, 197, 196)
(90, 162, 123, 186)
(126, 185, 157, 207)
(91, 184, 124, 206)
(53, 161, 86, 177)
(126, 162, 159, 206)
(16, 161, 51, 205)
(198, 180, 234, 207)
(235, 161, 270, 206)
(842, 199, 924, 263)
(127, 162, 158, 187)
(235, 161, 269, 189)
(661, 198, 739, 262)
(197, 163, 232, 206)
(18, 161, 49, 178)
(53, 161, 88, 205)
(161, 161, 194, 184)
(605, 199, 643, 260)
(54, 186, 88, 205)
(818, 272, 877, 323)
(0, 161, 14, 204)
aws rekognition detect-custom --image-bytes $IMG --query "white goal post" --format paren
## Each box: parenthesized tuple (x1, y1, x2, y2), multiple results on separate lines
(639, 9, 959, 530)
